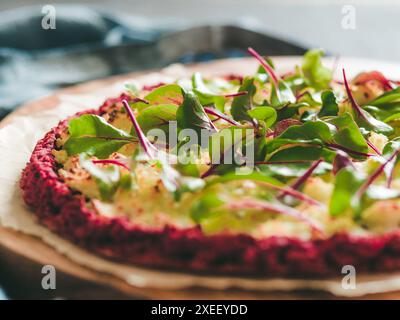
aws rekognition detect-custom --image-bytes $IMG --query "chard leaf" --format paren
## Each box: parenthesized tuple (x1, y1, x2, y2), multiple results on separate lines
(382, 138, 400, 186)
(144, 84, 183, 105)
(301, 49, 332, 90)
(191, 193, 225, 223)
(247, 47, 295, 107)
(328, 113, 369, 156)
(259, 161, 332, 178)
(318, 90, 339, 117)
(79, 154, 121, 201)
(278, 120, 333, 142)
(268, 116, 368, 160)
(384, 112, 400, 123)
(268, 145, 334, 163)
(209, 171, 322, 207)
(297, 91, 321, 107)
(176, 151, 201, 177)
(209, 171, 284, 187)
(343, 69, 393, 135)
(363, 104, 400, 123)
(355, 108, 394, 135)
(270, 80, 296, 107)
(192, 72, 226, 111)
(177, 90, 217, 135)
(123, 100, 158, 159)
(205, 127, 253, 177)
(157, 159, 205, 201)
(230, 77, 257, 122)
(64, 114, 134, 158)
(329, 167, 365, 216)
(247, 106, 277, 128)
(191, 193, 323, 234)
(136, 104, 178, 139)
(369, 87, 400, 106)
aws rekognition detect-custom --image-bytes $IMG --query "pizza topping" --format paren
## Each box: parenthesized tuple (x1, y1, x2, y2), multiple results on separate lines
(55, 49, 400, 239)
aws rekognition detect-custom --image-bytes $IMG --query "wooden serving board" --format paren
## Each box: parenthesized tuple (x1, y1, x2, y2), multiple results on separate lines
(1, 57, 400, 299)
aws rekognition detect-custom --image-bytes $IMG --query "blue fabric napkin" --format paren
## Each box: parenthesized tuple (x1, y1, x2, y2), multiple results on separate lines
(0, 4, 306, 120)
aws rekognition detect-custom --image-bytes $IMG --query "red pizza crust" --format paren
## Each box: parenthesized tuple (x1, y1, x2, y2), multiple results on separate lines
(19, 96, 400, 278)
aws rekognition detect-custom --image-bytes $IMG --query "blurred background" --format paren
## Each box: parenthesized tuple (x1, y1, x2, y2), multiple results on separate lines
(0, 0, 399, 118)
(0, 0, 400, 299)
(1, 0, 399, 59)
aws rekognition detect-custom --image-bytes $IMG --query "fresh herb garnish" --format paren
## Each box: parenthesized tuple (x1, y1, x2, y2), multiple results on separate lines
(122, 100, 157, 159)
(177, 90, 217, 135)
(64, 114, 135, 159)
(80, 154, 122, 201)
(342, 69, 393, 135)
(301, 49, 332, 90)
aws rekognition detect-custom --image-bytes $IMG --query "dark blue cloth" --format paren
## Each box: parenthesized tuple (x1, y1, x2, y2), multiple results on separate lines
(0, 5, 306, 120)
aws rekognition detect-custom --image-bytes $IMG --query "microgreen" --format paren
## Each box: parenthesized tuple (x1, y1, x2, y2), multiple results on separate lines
(64, 114, 135, 159)
(301, 49, 332, 90)
(176, 90, 217, 135)
(122, 99, 157, 159)
(342, 69, 393, 135)
(80, 154, 122, 201)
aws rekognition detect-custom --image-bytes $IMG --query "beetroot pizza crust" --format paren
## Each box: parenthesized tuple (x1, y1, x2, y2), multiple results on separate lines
(19, 95, 400, 278)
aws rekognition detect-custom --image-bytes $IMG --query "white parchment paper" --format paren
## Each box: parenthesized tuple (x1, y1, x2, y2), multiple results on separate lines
(2, 61, 400, 298)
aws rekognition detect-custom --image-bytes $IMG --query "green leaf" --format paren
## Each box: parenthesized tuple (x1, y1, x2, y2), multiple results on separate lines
(382, 138, 400, 181)
(329, 167, 365, 216)
(144, 84, 183, 105)
(369, 87, 400, 106)
(68, 114, 132, 139)
(209, 171, 284, 188)
(230, 77, 257, 122)
(208, 126, 252, 169)
(353, 107, 394, 135)
(270, 80, 296, 107)
(192, 73, 227, 111)
(383, 112, 400, 123)
(268, 116, 368, 160)
(79, 154, 121, 201)
(329, 113, 369, 156)
(301, 49, 332, 90)
(364, 104, 400, 123)
(268, 145, 334, 162)
(176, 90, 216, 135)
(267, 138, 325, 155)
(136, 104, 178, 139)
(297, 91, 321, 107)
(190, 193, 225, 223)
(279, 120, 333, 142)
(157, 159, 205, 201)
(64, 114, 134, 158)
(259, 161, 332, 178)
(318, 90, 339, 117)
(247, 106, 277, 128)
(64, 138, 130, 160)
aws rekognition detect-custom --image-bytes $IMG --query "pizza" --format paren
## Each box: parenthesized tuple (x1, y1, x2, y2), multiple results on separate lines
(20, 48, 400, 278)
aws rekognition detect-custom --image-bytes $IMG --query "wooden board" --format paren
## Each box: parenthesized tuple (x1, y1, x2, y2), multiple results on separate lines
(1, 57, 400, 299)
